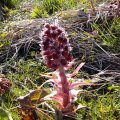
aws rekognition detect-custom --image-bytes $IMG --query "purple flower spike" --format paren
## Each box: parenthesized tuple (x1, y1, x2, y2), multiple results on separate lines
(40, 23, 73, 70)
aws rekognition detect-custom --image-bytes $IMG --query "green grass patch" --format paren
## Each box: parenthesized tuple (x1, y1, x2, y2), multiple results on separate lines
(32, 0, 82, 18)
(77, 91, 120, 120)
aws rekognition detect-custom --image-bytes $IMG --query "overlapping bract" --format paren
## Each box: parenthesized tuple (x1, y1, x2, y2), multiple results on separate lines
(0, 74, 11, 95)
(108, 1, 120, 17)
(40, 24, 73, 69)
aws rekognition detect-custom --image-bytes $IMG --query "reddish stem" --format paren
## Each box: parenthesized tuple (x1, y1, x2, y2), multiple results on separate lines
(59, 66, 70, 108)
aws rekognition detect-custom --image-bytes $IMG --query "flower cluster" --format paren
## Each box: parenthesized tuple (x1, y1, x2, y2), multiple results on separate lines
(108, 1, 120, 17)
(40, 24, 73, 69)
(0, 75, 11, 95)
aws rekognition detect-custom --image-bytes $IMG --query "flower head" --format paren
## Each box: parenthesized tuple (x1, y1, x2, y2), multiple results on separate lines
(0, 75, 11, 95)
(40, 24, 73, 69)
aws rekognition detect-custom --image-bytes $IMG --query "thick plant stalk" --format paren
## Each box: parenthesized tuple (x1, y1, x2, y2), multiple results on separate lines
(58, 66, 70, 108)
(55, 109, 63, 120)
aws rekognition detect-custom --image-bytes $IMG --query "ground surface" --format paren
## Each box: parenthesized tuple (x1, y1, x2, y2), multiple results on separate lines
(0, 0, 120, 120)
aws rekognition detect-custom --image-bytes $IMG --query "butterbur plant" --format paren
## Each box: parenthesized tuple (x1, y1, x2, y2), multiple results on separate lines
(40, 23, 91, 119)
(17, 23, 91, 120)
(0, 74, 11, 96)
